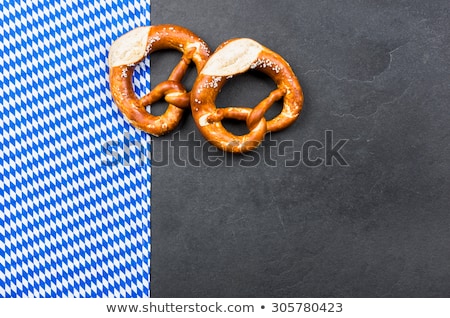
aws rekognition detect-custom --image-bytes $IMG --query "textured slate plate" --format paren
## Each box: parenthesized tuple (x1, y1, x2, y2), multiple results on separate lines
(149, 0, 450, 297)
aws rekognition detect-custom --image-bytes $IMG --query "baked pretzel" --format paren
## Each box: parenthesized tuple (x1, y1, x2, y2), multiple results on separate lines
(108, 25, 210, 136)
(190, 38, 303, 153)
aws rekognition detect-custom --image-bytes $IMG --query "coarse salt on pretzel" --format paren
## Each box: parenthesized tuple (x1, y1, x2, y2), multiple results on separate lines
(191, 38, 303, 153)
(109, 25, 210, 136)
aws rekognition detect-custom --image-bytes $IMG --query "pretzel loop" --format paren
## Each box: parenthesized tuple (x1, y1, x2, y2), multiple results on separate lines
(109, 25, 210, 136)
(199, 106, 268, 153)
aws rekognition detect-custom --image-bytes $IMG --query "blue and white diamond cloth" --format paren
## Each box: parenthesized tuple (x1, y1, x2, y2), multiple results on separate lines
(0, 1, 151, 297)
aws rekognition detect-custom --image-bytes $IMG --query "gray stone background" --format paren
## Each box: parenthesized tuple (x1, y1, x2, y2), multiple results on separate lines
(149, 0, 450, 297)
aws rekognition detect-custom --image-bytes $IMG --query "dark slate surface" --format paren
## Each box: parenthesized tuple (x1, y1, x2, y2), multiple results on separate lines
(149, 0, 450, 297)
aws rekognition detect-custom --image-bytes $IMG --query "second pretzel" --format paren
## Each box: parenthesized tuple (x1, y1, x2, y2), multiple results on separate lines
(191, 38, 303, 153)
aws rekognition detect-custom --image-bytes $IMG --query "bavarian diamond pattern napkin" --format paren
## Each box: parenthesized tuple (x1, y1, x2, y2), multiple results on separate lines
(0, 0, 151, 297)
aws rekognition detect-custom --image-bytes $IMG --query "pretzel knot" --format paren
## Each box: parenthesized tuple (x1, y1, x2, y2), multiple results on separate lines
(191, 38, 303, 153)
(108, 25, 210, 136)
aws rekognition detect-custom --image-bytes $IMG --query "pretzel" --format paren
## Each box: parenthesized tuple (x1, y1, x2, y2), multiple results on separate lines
(108, 25, 210, 136)
(190, 38, 303, 153)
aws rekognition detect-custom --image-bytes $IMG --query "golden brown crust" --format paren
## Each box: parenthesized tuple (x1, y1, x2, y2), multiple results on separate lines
(109, 24, 210, 136)
(190, 38, 303, 153)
